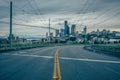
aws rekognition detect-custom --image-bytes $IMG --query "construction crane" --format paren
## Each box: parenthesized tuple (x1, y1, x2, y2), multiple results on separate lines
(52, 49, 62, 80)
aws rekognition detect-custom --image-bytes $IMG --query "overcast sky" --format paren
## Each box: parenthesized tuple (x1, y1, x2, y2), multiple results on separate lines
(0, 0, 120, 37)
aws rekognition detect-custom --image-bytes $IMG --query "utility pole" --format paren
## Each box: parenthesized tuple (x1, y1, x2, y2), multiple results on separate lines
(10, 1, 12, 49)
(49, 18, 51, 42)
(84, 26, 87, 45)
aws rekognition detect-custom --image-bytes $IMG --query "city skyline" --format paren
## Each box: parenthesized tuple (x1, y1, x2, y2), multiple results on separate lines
(0, 0, 120, 37)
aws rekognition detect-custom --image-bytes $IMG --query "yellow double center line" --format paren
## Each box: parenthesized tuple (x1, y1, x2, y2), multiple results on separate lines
(52, 48, 62, 80)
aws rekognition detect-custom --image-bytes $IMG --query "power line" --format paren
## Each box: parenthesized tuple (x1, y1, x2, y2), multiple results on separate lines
(27, 0, 47, 24)
(73, 0, 89, 24)
(11, 0, 48, 28)
(92, 11, 120, 27)
(90, 7, 120, 25)
(31, 0, 48, 25)
(76, 0, 96, 26)
(0, 21, 57, 30)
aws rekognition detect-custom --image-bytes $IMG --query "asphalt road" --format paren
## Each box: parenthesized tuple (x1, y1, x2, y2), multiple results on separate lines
(0, 45, 120, 80)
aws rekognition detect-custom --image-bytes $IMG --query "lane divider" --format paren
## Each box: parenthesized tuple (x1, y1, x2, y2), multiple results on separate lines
(52, 48, 62, 80)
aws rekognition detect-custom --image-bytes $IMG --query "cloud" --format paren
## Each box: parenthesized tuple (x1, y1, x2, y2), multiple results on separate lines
(0, 0, 120, 36)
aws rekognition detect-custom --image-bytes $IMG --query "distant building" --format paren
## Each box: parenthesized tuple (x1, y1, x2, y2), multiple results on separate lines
(64, 20, 70, 36)
(97, 29, 100, 36)
(46, 32, 48, 38)
(60, 29, 65, 37)
(8, 34, 15, 41)
(0, 38, 8, 44)
(50, 32, 53, 38)
(111, 31, 120, 39)
(82, 26, 87, 35)
(115, 32, 120, 37)
(84, 26, 87, 34)
(55, 29, 59, 37)
(101, 29, 108, 36)
(71, 24, 76, 35)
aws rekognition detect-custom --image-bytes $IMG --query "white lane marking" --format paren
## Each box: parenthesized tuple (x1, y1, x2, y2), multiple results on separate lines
(60, 57, 120, 64)
(19, 52, 27, 54)
(3, 54, 120, 64)
(11, 54, 53, 59)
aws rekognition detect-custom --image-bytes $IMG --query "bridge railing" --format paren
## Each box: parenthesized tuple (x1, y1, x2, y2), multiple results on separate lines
(91, 44, 120, 53)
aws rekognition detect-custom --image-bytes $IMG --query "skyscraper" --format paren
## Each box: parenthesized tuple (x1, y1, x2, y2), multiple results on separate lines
(46, 32, 48, 38)
(55, 29, 59, 37)
(71, 24, 76, 35)
(83, 26, 87, 35)
(60, 29, 64, 37)
(83, 26, 87, 44)
(50, 32, 53, 38)
(64, 20, 70, 36)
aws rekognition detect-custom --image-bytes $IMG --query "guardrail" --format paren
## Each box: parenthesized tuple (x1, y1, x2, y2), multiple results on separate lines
(0, 43, 81, 52)
(91, 44, 120, 53)
(0, 43, 51, 51)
